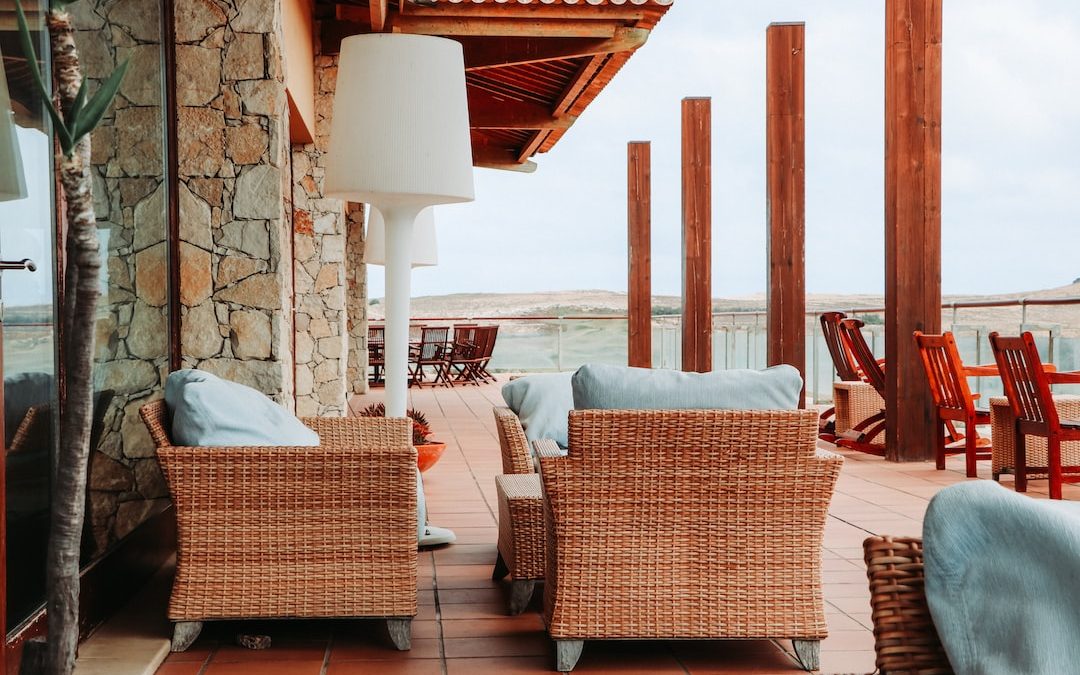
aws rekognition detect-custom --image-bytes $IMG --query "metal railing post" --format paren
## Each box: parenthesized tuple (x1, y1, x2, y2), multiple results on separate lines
(556, 316, 564, 372)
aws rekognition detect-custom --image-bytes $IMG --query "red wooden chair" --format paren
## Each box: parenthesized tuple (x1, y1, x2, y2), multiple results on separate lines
(834, 319, 886, 455)
(472, 325, 500, 384)
(368, 324, 385, 385)
(819, 312, 860, 439)
(443, 325, 482, 386)
(913, 331, 995, 478)
(989, 332, 1080, 500)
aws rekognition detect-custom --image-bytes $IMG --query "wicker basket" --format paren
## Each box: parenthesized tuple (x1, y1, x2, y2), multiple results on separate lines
(864, 536, 952, 675)
(833, 381, 885, 437)
(990, 395, 1080, 479)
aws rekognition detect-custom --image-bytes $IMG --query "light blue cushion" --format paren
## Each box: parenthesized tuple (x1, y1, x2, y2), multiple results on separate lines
(572, 363, 803, 411)
(925, 481, 1080, 674)
(165, 369, 319, 447)
(501, 372, 574, 448)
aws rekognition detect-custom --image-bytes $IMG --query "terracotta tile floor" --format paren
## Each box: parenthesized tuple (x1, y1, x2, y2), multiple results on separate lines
(157, 378, 1080, 675)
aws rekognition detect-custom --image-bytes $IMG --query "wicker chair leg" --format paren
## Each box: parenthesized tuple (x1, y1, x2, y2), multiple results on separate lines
(492, 551, 509, 580)
(554, 640, 584, 672)
(171, 621, 203, 652)
(792, 639, 820, 671)
(508, 579, 535, 615)
(386, 618, 412, 651)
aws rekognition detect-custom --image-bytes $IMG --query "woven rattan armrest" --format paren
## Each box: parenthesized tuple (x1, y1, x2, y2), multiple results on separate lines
(532, 438, 563, 473)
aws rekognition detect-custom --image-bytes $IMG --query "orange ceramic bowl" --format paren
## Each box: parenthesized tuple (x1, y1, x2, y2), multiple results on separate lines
(416, 442, 446, 473)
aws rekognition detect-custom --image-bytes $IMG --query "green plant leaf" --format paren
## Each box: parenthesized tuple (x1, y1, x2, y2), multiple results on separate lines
(14, 0, 74, 153)
(70, 57, 129, 145)
(67, 77, 88, 121)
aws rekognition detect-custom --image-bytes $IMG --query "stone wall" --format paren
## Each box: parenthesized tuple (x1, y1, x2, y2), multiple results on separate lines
(290, 53, 365, 416)
(344, 204, 368, 395)
(174, 0, 294, 405)
(73, 0, 172, 559)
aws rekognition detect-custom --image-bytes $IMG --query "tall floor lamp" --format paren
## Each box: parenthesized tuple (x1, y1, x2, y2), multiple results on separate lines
(326, 34, 474, 418)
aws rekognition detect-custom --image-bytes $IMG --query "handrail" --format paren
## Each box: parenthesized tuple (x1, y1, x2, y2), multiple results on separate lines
(372, 294, 1080, 324)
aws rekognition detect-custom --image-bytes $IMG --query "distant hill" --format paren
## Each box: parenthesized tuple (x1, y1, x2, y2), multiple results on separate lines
(367, 282, 1080, 322)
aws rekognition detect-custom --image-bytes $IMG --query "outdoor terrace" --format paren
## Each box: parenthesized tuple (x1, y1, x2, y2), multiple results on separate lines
(153, 378, 1079, 675)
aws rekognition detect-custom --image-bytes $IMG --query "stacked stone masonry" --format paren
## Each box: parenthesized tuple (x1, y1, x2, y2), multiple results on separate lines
(174, 0, 295, 404)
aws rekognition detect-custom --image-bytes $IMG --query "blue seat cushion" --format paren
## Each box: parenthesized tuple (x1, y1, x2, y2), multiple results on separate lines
(165, 369, 319, 447)
(501, 372, 574, 448)
(571, 363, 803, 411)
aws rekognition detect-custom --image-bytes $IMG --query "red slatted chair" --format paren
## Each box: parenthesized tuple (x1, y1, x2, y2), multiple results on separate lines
(443, 325, 481, 386)
(473, 325, 500, 384)
(819, 312, 860, 440)
(368, 324, 385, 385)
(410, 326, 450, 387)
(914, 331, 995, 478)
(834, 319, 887, 455)
(989, 332, 1080, 500)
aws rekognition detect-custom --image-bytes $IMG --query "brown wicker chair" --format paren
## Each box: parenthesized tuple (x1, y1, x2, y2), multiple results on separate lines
(139, 400, 418, 652)
(539, 409, 843, 672)
(491, 407, 546, 614)
(864, 536, 952, 674)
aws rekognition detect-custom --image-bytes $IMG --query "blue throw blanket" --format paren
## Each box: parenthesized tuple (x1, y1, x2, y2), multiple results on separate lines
(924, 481, 1080, 674)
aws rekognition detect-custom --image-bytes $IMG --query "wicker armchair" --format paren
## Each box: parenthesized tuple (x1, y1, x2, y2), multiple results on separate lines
(539, 409, 843, 672)
(491, 406, 546, 613)
(864, 536, 952, 674)
(139, 400, 418, 652)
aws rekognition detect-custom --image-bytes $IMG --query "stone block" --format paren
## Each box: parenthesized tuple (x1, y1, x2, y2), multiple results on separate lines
(116, 107, 164, 177)
(225, 122, 268, 164)
(174, 0, 227, 43)
(178, 182, 214, 250)
(216, 273, 282, 311)
(109, 0, 162, 42)
(182, 302, 222, 360)
(127, 301, 168, 359)
(118, 44, 163, 106)
(177, 107, 225, 177)
(133, 242, 168, 307)
(230, 309, 272, 360)
(224, 32, 265, 81)
(176, 45, 222, 107)
(233, 165, 281, 219)
(179, 242, 212, 306)
(237, 80, 285, 117)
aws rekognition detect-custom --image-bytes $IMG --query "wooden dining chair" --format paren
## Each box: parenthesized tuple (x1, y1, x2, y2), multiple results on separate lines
(410, 326, 450, 387)
(989, 332, 1080, 500)
(834, 319, 886, 455)
(913, 331, 994, 478)
(443, 325, 481, 386)
(368, 324, 385, 384)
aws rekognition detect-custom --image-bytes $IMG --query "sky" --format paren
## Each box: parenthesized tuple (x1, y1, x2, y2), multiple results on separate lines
(379, 1, 1077, 300)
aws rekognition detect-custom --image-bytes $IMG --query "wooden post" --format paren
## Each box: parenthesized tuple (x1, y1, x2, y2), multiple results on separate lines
(682, 97, 712, 373)
(627, 141, 652, 368)
(766, 22, 806, 407)
(885, 0, 942, 461)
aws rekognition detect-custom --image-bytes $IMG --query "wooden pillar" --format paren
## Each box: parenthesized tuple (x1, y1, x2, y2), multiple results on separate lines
(627, 141, 652, 368)
(766, 22, 806, 407)
(682, 97, 712, 373)
(885, 0, 942, 461)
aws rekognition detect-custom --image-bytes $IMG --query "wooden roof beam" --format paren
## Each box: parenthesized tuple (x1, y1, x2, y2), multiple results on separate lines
(473, 147, 538, 173)
(400, 3, 649, 22)
(370, 0, 388, 32)
(390, 15, 621, 39)
(462, 28, 649, 70)
(468, 91, 575, 130)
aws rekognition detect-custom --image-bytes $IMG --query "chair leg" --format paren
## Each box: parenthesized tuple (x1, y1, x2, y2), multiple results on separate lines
(492, 551, 509, 580)
(171, 621, 203, 652)
(555, 640, 584, 672)
(792, 639, 820, 671)
(1049, 435, 1063, 500)
(965, 422, 978, 478)
(936, 421, 947, 471)
(386, 618, 412, 651)
(508, 579, 535, 615)
(1015, 431, 1028, 493)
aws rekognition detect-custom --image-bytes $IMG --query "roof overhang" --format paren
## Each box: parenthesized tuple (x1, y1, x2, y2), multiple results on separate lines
(316, 0, 673, 172)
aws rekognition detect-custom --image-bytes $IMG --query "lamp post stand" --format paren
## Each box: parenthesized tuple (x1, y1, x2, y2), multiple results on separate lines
(381, 206, 420, 418)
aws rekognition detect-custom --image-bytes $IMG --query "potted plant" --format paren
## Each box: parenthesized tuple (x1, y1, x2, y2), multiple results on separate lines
(359, 403, 446, 472)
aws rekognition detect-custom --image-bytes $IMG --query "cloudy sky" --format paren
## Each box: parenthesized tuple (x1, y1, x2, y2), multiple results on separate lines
(370, 0, 1079, 300)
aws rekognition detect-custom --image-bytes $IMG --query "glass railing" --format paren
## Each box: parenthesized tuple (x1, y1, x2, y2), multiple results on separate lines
(402, 295, 1080, 401)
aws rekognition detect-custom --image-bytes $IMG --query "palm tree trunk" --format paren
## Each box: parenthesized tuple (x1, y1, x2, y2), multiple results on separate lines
(42, 8, 101, 675)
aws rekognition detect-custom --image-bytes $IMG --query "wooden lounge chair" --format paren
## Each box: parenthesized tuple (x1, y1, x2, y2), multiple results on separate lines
(140, 401, 418, 651)
(834, 319, 887, 455)
(539, 409, 842, 672)
(989, 332, 1080, 500)
(821, 312, 886, 443)
(819, 311, 856, 438)
(472, 325, 499, 383)
(864, 536, 952, 674)
(913, 331, 994, 477)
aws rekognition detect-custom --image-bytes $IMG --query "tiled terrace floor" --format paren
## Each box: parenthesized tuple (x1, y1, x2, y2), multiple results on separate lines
(156, 378, 1080, 675)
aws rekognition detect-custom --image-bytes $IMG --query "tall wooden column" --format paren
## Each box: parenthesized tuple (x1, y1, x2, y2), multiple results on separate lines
(885, 0, 942, 461)
(766, 22, 806, 407)
(627, 141, 652, 368)
(682, 97, 712, 373)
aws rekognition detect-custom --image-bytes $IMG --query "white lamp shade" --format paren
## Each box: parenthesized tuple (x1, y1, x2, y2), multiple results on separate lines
(0, 45, 27, 202)
(365, 206, 437, 267)
(325, 34, 475, 209)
